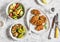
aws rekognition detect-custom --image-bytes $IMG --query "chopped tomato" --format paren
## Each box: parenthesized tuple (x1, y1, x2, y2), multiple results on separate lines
(9, 13, 13, 17)
(13, 3, 19, 11)
(15, 3, 19, 9)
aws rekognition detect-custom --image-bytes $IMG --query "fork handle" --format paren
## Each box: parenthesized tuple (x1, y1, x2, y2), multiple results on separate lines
(48, 28, 53, 39)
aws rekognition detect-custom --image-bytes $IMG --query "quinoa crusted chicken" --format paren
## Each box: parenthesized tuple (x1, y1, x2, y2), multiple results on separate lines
(30, 9, 47, 31)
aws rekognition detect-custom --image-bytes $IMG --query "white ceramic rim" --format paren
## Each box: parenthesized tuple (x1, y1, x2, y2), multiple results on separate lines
(37, 0, 53, 6)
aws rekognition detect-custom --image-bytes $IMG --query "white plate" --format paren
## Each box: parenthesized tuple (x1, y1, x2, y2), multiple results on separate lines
(26, 8, 50, 34)
(37, 0, 53, 6)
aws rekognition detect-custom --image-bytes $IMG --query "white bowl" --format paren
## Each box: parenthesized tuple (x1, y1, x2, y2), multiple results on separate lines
(37, 0, 53, 6)
(6, 1, 25, 20)
(9, 23, 28, 40)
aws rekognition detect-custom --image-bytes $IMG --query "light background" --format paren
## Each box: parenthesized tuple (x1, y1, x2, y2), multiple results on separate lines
(0, 0, 60, 42)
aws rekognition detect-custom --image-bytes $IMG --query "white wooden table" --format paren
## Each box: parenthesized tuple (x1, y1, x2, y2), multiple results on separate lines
(0, 0, 60, 42)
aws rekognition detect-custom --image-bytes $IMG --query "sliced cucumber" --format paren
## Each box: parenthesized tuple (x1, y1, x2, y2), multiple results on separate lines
(17, 28, 23, 33)
(22, 26, 26, 33)
(17, 33, 23, 38)
(12, 16, 17, 19)
(20, 11, 24, 16)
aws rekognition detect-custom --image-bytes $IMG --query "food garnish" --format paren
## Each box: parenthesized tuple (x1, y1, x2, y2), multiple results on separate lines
(44, 23, 47, 29)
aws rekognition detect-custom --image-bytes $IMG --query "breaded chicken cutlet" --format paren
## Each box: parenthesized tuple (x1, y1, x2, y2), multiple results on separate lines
(35, 25, 43, 31)
(30, 15, 39, 25)
(39, 15, 46, 23)
(31, 9, 40, 15)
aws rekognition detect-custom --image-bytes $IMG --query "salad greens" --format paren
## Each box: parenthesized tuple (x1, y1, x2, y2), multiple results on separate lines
(8, 3, 25, 20)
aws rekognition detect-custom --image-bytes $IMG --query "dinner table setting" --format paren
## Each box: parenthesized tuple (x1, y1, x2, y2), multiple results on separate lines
(0, 0, 60, 42)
